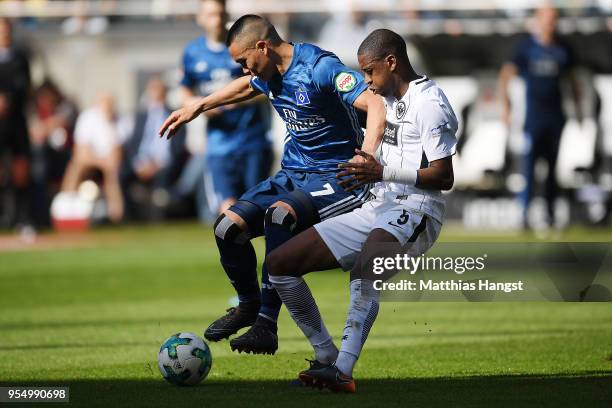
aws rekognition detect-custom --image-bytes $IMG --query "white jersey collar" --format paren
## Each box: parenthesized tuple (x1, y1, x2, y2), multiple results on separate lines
(406, 75, 429, 97)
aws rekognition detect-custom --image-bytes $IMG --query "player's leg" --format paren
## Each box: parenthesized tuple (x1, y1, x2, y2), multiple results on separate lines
(240, 146, 274, 314)
(270, 204, 374, 385)
(328, 229, 397, 385)
(205, 173, 287, 342)
(229, 189, 321, 354)
(327, 210, 441, 392)
(264, 227, 343, 362)
(260, 191, 319, 320)
(297, 228, 396, 393)
(205, 203, 263, 341)
(229, 172, 369, 354)
(281, 203, 375, 392)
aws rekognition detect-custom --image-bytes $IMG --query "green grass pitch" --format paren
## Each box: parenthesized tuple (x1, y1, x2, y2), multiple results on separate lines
(0, 223, 611, 407)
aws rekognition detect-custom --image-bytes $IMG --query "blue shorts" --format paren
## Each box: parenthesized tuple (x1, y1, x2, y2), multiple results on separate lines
(237, 168, 371, 235)
(205, 147, 273, 210)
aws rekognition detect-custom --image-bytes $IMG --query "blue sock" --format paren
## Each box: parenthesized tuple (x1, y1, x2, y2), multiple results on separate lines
(259, 223, 294, 322)
(215, 236, 260, 304)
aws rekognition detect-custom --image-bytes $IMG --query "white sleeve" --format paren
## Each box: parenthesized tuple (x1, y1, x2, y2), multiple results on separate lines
(417, 95, 458, 162)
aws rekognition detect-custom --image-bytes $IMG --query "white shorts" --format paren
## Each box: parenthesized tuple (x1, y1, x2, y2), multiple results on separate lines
(314, 197, 442, 270)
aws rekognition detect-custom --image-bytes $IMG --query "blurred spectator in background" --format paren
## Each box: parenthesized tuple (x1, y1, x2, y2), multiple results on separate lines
(317, 1, 369, 67)
(120, 76, 186, 221)
(180, 0, 272, 215)
(29, 79, 78, 226)
(61, 0, 115, 35)
(61, 92, 124, 223)
(0, 17, 32, 229)
(498, 5, 582, 229)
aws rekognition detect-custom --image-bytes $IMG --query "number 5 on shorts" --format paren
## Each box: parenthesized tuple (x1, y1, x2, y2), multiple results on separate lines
(388, 209, 409, 228)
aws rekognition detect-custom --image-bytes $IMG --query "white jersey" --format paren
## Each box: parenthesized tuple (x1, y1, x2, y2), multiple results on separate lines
(371, 75, 458, 222)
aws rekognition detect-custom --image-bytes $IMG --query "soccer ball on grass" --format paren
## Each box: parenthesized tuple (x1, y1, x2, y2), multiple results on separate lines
(157, 332, 212, 386)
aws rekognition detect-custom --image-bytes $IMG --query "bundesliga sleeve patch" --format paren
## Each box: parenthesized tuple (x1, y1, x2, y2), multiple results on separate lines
(335, 72, 357, 92)
(431, 121, 450, 137)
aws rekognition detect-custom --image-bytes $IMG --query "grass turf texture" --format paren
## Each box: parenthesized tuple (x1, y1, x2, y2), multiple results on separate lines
(0, 223, 611, 407)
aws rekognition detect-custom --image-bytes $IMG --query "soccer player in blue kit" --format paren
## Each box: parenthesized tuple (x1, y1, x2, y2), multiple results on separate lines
(160, 15, 386, 355)
(180, 0, 272, 214)
(498, 5, 581, 229)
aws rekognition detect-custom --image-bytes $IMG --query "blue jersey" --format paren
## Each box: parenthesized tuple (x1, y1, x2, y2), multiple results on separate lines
(181, 35, 270, 156)
(511, 35, 574, 129)
(250, 43, 367, 172)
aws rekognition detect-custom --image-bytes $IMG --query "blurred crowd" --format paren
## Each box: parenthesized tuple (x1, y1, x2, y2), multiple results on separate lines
(0, 15, 209, 231)
(1, 1, 611, 234)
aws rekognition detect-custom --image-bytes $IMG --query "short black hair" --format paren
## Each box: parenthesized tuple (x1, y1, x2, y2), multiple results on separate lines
(225, 14, 282, 47)
(358, 29, 408, 62)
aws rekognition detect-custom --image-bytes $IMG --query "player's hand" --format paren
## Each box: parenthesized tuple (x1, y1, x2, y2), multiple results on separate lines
(337, 149, 383, 192)
(159, 102, 202, 139)
(349, 153, 366, 164)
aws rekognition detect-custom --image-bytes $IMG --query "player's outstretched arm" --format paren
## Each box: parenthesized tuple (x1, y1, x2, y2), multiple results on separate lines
(158, 76, 260, 139)
(352, 90, 386, 155)
(337, 149, 454, 192)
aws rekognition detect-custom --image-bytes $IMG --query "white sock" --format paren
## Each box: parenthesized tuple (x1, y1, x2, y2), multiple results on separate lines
(335, 279, 380, 377)
(269, 275, 338, 364)
(313, 337, 339, 365)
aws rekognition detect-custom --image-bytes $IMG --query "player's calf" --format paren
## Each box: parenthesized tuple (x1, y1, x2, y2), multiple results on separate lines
(227, 203, 298, 354)
(206, 203, 263, 342)
(268, 274, 339, 363)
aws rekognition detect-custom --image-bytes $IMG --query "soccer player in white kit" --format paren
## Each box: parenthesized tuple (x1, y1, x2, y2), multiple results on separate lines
(266, 29, 457, 392)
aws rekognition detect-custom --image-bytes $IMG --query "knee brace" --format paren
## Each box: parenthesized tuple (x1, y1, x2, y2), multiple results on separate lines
(272, 190, 319, 232)
(214, 199, 266, 244)
(264, 205, 297, 232)
(228, 200, 265, 237)
(214, 213, 250, 245)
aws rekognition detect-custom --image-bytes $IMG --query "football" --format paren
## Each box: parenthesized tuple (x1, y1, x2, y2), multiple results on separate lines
(157, 332, 212, 386)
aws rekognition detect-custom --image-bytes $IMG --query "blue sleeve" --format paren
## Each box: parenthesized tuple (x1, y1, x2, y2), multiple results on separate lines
(312, 55, 367, 106)
(180, 50, 196, 88)
(249, 76, 269, 95)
